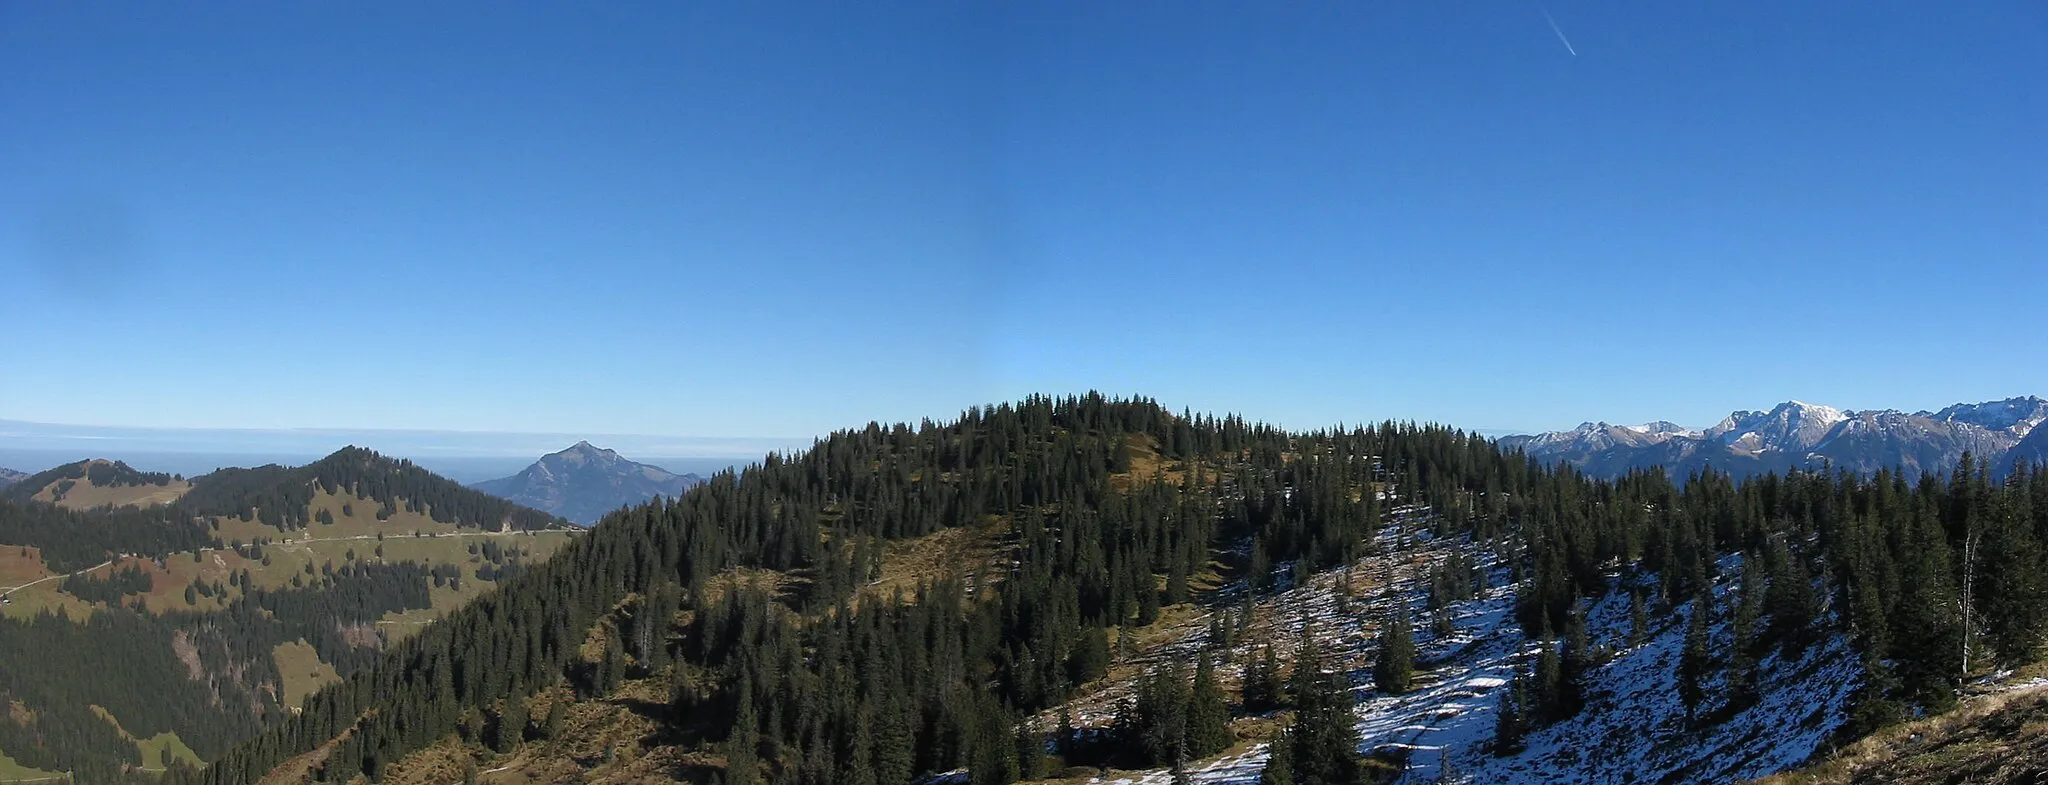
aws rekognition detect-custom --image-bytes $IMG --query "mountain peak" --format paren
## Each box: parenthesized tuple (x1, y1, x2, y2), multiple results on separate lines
(474, 444, 703, 525)
(1511, 394, 2044, 480)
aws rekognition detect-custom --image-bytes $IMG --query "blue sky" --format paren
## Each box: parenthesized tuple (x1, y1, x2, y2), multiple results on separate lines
(2, 2, 2043, 442)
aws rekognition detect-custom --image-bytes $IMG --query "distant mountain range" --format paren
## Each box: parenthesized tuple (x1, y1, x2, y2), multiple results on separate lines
(470, 441, 704, 525)
(0, 467, 24, 489)
(1499, 396, 2048, 479)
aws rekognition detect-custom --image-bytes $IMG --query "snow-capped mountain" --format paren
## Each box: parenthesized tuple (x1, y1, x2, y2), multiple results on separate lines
(1703, 400, 1848, 453)
(1501, 396, 2048, 479)
(471, 441, 703, 525)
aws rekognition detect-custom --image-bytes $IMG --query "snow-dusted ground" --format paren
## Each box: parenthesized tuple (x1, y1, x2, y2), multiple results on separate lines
(1071, 511, 1864, 785)
(1448, 571, 1860, 784)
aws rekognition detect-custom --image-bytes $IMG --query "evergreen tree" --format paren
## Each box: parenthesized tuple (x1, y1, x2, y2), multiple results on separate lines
(725, 699, 759, 785)
(1243, 644, 1286, 712)
(490, 698, 525, 754)
(1627, 589, 1649, 649)
(1678, 596, 1711, 724)
(1374, 606, 1415, 695)
(1278, 634, 1362, 785)
(1493, 671, 1528, 755)
(1186, 652, 1233, 758)
(1258, 728, 1294, 785)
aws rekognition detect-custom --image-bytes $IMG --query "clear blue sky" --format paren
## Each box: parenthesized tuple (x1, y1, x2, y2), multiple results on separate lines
(2, 2, 2043, 440)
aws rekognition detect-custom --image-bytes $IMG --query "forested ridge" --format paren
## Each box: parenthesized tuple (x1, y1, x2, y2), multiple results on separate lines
(176, 447, 569, 531)
(1, 459, 179, 503)
(16, 395, 2047, 784)
(0, 448, 570, 782)
(171, 394, 1511, 784)
(0, 446, 566, 573)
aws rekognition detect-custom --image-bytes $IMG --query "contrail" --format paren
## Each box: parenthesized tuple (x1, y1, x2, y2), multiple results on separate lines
(1541, 8, 1578, 57)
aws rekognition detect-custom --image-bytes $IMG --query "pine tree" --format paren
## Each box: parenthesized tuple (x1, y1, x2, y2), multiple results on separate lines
(1374, 606, 1415, 695)
(1678, 597, 1710, 724)
(544, 700, 566, 741)
(490, 698, 525, 754)
(1280, 634, 1362, 785)
(871, 700, 914, 785)
(1627, 589, 1649, 648)
(1258, 728, 1295, 785)
(1186, 652, 1232, 758)
(1727, 562, 1762, 711)
(725, 695, 759, 785)
(1976, 487, 2046, 667)
(1014, 721, 1044, 781)
(1243, 645, 1286, 712)
(1493, 672, 1527, 755)
(1125, 663, 1191, 766)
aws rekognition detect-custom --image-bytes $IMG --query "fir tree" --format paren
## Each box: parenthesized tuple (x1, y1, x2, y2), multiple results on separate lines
(1243, 644, 1286, 712)
(1678, 596, 1711, 724)
(1493, 671, 1528, 755)
(1374, 606, 1416, 695)
(1186, 652, 1233, 758)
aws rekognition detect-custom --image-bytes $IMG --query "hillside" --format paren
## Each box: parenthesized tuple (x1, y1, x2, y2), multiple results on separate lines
(1757, 676, 2048, 785)
(1, 458, 190, 509)
(0, 467, 26, 489)
(145, 394, 2046, 785)
(178, 446, 569, 532)
(0, 447, 579, 782)
(472, 441, 704, 524)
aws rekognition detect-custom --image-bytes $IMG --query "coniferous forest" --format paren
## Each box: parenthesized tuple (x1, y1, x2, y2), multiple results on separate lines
(0, 448, 571, 782)
(156, 394, 2048, 785)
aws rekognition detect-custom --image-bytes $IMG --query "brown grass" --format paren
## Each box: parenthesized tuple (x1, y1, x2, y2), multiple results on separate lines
(273, 640, 341, 711)
(31, 470, 192, 510)
(1753, 685, 2048, 785)
(862, 516, 1012, 605)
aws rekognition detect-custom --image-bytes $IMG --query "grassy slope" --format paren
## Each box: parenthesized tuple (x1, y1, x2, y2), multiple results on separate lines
(0, 747, 61, 780)
(273, 640, 342, 712)
(88, 705, 204, 772)
(1, 486, 578, 765)
(1755, 671, 2048, 785)
(34, 477, 193, 511)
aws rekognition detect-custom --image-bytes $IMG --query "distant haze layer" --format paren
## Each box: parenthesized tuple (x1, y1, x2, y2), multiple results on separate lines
(0, 419, 792, 481)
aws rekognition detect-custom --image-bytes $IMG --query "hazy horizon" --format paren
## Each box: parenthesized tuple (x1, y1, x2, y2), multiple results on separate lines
(0, 417, 802, 481)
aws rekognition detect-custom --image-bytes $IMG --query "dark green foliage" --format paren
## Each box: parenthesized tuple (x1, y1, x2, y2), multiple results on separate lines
(1271, 633, 1363, 785)
(60, 564, 152, 605)
(0, 497, 215, 572)
(1678, 597, 1710, 723)
(1493, 670, 1529, 755)
(1116, 655, 1231, 769)
(1243, 644, 1287, 713)
(147, 399, 2048, 785)
(491, 697, 526, 753)
(0, 460, 176, 503)
(177, 447, 567, 531)
(1119, 663, 1189, 767)
(1259, 729, 1295, 785)
(1374, 605, 1415, 695)
(1627, 589, 1649, 648)
(0, 607, 268, 781)
(1187, 653, 1233, 757)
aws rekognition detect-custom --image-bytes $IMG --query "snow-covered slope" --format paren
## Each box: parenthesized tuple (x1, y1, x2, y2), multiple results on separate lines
(1063, 521, 1860, 785)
